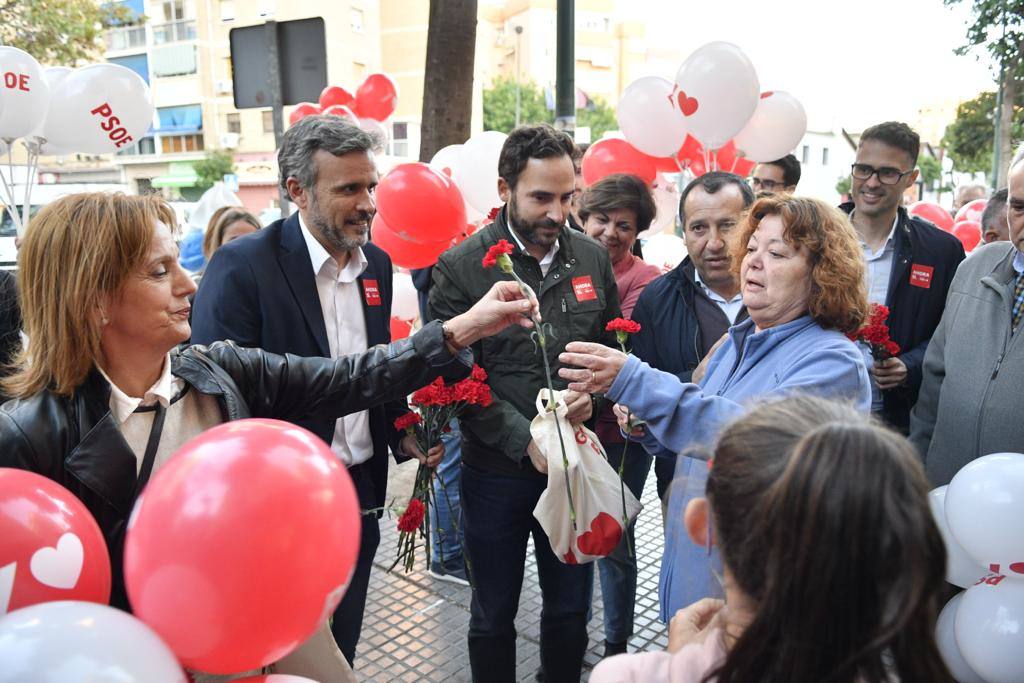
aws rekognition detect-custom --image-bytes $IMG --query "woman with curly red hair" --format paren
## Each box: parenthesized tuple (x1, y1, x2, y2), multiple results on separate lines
(556, 195, 873, 620)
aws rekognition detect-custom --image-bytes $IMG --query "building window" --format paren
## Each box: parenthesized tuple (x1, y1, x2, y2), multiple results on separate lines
(350, 8, 364, 33)
(262, 110, 275, 134)
(161, 134, 205, 154)
(821, 147, 830, 166)
(153, 0, 196, 44)
(108, 54, 150, 84)
(226, 113, 241, 134)
(136, 178, 155, 194)
(116, 136, 157, 157)
(389, 121, 413, 158)
(151, 45, 197, 77)
(353, 61, 367, 83)
(220, 0, 235, 21)
(801, 145, 810, 164)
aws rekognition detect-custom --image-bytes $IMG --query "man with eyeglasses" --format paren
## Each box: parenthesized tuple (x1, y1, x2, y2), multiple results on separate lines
(910, 144, 1024, 485)
(839, 121, 964, 434)
(750, 154, 800, 194)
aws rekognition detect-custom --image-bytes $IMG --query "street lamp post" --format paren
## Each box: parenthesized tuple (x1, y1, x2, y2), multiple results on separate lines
(514, 25, 523, 127)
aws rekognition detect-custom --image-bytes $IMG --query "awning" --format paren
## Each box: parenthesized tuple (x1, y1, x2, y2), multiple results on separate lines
(151, 162, 198, 188)
(156, 104, 202, 134)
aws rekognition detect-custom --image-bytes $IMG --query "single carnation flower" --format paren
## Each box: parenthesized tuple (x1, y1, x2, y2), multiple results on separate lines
(393, 412, 422, 432)
(482, 239, 515, 274)
(397, 498, 426, 533)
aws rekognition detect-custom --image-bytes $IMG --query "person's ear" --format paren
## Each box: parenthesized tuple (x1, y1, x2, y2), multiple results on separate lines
(286, 177, 309, 210)
(498, 177, 511, 204)
(684, 497, 712, 548)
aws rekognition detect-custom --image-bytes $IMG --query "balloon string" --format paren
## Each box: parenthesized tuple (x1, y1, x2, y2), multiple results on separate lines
(0, 142, 23, 235)
(729, 156, 738, 174)
(21, 141, 38, 231)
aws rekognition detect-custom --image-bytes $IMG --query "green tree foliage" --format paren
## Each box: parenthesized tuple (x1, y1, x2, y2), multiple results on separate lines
(835, 175, 852, 197)
(942, 90, 1024, 173)
(917, 155, 952, 193)
(482, 77, 619, 139)
(194, 150, 236, 190)
(0, 0, 132, 65)
(945, 0, 1024, 74)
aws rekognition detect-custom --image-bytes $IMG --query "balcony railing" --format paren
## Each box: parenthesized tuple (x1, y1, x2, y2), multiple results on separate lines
(105, 25, 147, 52)
(152, 19, 197, 45)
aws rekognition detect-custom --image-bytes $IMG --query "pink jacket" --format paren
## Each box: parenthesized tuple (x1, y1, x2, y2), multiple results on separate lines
(589, 629, 726, 683)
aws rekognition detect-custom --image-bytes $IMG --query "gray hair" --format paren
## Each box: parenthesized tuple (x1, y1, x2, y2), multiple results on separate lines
(277, 115, 378, 194)
(1012, 142, 1024, 170)
(678, 171, 755, 228)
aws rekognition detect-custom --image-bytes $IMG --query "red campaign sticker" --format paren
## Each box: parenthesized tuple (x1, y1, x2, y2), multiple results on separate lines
(909, 264, 934, 289)
(572, 275, 597, 302)
(362, 279, 382, 306)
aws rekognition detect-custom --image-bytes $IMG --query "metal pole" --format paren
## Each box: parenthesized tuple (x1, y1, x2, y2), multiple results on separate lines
(991, 0, 1008, 190)
(555, 0, 575, 133)
(514, 25, 523, 127)
(266, 20, 290, 217)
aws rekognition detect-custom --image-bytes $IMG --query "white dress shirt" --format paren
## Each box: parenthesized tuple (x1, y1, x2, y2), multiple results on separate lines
(856, 213, 899, 306)
(694, 270, 744, 324)
(299, 214, 374, 466)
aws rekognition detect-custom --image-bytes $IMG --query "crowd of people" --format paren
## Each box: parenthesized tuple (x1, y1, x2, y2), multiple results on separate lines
(0, 112, 1021, 683)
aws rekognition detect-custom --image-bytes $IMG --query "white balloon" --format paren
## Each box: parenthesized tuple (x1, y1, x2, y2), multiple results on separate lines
(26, 66, 72, 146)
(929, 486, 989, 588)
(391, 271, 420, 321)
(956, 577, 1024, 683)
(358, 117, 390, 154)
(617, 76, 688, 158)
(0, 46, 51, 140)
(642, 233, 687, 274)
(0, 600, 186, 682)
(429, 143, 463, 176)
(936, 593, 987, 683)
(452, 130, 507, 216)
(732, 91, 808, 163)
(43, 64, 153, 155)
(674, 42, 759, 151)
(946, 452, 1024, 576)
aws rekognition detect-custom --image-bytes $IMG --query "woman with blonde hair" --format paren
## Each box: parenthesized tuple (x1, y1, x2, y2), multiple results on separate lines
(203, 206, 261, 261)
(558, 195, 873, 619)
(0, 192, 538, 675)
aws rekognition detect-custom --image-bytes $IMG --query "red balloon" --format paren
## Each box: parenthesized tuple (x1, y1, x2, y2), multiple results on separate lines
(352, 73, 398, 121)
(0, 469, 111, 615)
(676, 134, 705, 168)
(376, 162, 466, 244)
(652, 154, 684, 173)
(235, 676, 318, 683)
(390, 316, 413, 341)
(318, 85, 355, 110)
(955, 198, 987, 224)
(288, 102, 321, 126)
(908, 201, 954, 232)
(123, 419, 361, 674)
(320, 104, 358, 126)
(953, 220, 982, 252)
(581, 138, 657, 186)
(371, 213, 451, 269)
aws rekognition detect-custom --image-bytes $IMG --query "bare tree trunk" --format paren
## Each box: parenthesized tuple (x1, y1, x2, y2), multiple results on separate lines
(419, 0, 478, 163)
(996, 45, 1021, 187)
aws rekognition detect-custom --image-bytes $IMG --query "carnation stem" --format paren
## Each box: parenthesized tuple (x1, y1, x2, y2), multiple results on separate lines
(508, 269, 576, 529)
(616, 340, 634, 558)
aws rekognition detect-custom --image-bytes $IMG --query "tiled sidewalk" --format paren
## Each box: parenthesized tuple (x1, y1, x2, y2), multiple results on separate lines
(355, 460, 669, 682)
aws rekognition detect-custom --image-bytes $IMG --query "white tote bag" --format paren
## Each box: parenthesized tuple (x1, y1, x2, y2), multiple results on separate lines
(531, 389, 642, 564)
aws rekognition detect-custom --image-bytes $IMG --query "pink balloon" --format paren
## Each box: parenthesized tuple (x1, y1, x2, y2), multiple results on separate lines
(908, 201, 954, 232)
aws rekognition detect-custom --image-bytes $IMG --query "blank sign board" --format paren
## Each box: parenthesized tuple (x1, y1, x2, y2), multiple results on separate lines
(230, 18, 327, 109)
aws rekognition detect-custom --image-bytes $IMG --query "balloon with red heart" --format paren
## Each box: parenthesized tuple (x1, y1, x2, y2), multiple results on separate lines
(376, 162, 467, 244)
(353, 73, 399, 122)
(0, 468, 111, 615)
(318, 85, 355, 110)
(123, 419, 361, 674)
(674, 41, 760, 151)
(370, 212, 453, 269)
(908, 201, 954, 232)
(288, 102, 321, 126)
(581, 138, 658, 186)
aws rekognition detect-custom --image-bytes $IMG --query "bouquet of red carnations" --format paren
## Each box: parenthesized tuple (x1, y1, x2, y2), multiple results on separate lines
(848, 304, 901, 361)
(391, 366, 491, 575)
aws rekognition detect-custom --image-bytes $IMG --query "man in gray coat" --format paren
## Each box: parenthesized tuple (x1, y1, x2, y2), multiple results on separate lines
(910, 144, 1024, 485)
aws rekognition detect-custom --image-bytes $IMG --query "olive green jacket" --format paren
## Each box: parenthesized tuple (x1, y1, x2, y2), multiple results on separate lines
(429, 208, 621, 477)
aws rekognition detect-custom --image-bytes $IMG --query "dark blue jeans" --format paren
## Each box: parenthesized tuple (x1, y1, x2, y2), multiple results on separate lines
(462, 463, 593, 683)
(430, 421, 463, 562)
(596, 440, 653, 644)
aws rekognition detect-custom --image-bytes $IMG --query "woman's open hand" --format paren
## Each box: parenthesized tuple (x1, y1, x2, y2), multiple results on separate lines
(557, 342, 628, 394)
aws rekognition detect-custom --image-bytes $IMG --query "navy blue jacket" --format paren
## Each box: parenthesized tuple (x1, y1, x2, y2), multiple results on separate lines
(190, 212, 407, 509)
(839, 203, 966, 432)
(630, 258, 705, 385)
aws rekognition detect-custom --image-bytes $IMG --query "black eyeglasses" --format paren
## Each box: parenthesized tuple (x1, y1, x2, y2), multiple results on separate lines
(750, 177, 785, 191)
(851, 163, 914, 186)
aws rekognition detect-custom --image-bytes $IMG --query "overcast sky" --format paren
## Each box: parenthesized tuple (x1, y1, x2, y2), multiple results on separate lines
(630, 0, 997, 131)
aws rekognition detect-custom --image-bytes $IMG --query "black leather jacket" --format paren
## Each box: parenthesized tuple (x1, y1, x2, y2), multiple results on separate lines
(0, 321, 470, 609)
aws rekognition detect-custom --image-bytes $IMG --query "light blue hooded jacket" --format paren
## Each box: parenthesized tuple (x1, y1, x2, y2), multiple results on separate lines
(606, 315, 871, 620)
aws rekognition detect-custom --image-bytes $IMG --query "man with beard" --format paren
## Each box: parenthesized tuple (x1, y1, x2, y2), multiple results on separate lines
(429, 124, 621, 683)
(191, 116, 441, 664)
(839, 121, 964, 433)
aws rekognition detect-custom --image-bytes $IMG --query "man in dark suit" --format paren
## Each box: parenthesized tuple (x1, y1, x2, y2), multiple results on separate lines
(191, 116, 441, 665)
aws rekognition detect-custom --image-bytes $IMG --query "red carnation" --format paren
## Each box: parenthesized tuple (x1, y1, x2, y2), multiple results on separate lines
(486, 206, 501, 222)
(482, 239, 515, 271)
(606, 318, 641, 335)
(397, 498, 425, 532)
(471, 364, 488, 382)
(411, 377, 453, 406)
(849, 304, 900, 361)
(394, 412, 422, 432)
